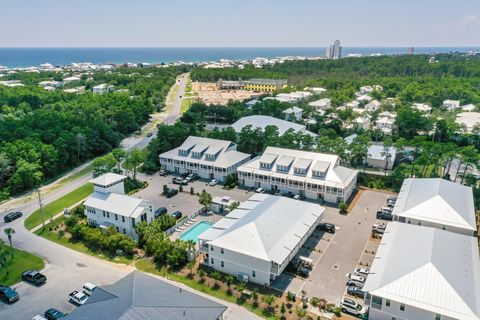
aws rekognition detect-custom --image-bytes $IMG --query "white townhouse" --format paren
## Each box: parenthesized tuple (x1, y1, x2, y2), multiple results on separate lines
(365, 100, 381, 112)
(412, 103, 432, 113)
(308, 98, 331, 111)
(231, 115, 317, 137)
(443, 99, 461, 111)
(84, 173, 158, 240)
(283, 106, 303, 121)
(237, 147, 358, 203)
(363, 222, 480, 320)
(198, 194, 325, 285)
(376, 111, 396, 135)
(392, 178, 477, 236)
(159, 136, 251, 183)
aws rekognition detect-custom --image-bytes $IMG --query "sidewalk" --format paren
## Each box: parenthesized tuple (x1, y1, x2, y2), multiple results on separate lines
(30, 199, 87, 233)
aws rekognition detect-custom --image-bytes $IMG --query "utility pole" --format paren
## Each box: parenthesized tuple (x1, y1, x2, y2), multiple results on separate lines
(37, 188, 45, 228)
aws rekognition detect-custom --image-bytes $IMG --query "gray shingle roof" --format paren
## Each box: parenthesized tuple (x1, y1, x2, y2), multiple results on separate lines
(66, 271, 226, 320)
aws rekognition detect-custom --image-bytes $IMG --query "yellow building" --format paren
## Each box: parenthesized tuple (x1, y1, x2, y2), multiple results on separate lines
(244, 79, 287, 92)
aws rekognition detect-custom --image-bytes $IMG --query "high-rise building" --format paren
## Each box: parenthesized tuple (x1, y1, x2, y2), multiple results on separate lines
(326, 40, 342, 59)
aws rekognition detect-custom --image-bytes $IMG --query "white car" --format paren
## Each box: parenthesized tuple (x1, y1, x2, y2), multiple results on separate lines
(354, 267, 369, 277)
(208, 179, 218, 186)
(255, 187, 265, 193)
(82, 282, 97, 296)
(69, 290, 89, 305)
(340, 297, 368, 317)
(346, 274, 366, 287)
(372, 223, 386, 234)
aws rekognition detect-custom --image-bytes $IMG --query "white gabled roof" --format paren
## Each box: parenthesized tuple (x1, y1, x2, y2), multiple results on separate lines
(231, 115, 317, 136)
(199, 195, 324, 264)
(89, 173, 126, 187)
(364, 223, 480, 320)
(84, 192, 145, 218)
(392, 178, 476, 232)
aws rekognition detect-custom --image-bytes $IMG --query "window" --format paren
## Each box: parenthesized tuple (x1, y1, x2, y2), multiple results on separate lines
(391, 317, 396, 320)
(400, 304, 405, 311)
(122, 228, 126, 234)
(386, 299, 390, 307)
(371, 295, 383, 310)
(102, 211, 106, 217)
(221, 248, 224, 254)
(122, 216, 125, 223)
(252, 270, 256, 277)
(221, 261, 224, 268)
(115, 214, 118, 221)
(435, 314, 441, 320)
(116, 226, 119, 232)
(211, 246, 214, 251)
(106, 212, 110, 218)
(210, 258, 214, 264)
(442, 225, 446, 230)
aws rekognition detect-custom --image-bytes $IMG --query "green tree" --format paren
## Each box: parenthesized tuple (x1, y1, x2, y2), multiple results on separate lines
(199, 189, 212, 211)
(381, 137, 394, 174)
(3, 228, 15, 259)
(124, 148, 146, 180)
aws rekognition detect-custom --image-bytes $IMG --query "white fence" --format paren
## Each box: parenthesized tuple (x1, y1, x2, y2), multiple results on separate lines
(165, 208, 203, 236)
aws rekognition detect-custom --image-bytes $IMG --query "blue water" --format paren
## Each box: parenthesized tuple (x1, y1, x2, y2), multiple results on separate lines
(0, 47, 478, 68)
(180, 221, 214, 243)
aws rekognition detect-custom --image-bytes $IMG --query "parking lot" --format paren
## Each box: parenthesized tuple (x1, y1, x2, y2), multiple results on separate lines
(271, 189, 393, 305)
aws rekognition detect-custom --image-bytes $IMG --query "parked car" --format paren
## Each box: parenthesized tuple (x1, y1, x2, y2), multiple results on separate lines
(317, 222, 335, 234)
(159, 169, 169, 176)
(180, 172, 189, 179)
(386, 197, 397, 206)
(208, 179, 218, 186)
(171, 211, 182, 219)
(146, 132, 153, 137)
(69, 291, 88, 305)
(293, 194, 306, 201)
(346, 285, 366, 298)
(346, 274, 366, 287)
(44, 308, 65, 320)
(255, 187, 265, 193)
(376, 210, 393, 221)
(274, 190, 284, 196)
(353, 267, 370, 277)
(22, 270, 47, 285)
(165, 188, 178, 198)
(381, 206, 392, 213)
(186, 173, 200, 182)
(154, 207, 168, 218)
(372, 223, 386, 235)
(297, 264, 312, 278)
(172, 177, 188, 185)
(3, 211, 22, 223)
(0, 285, 19, 303)
(82, 282, 97, 296)
(340, 297, 368, 317)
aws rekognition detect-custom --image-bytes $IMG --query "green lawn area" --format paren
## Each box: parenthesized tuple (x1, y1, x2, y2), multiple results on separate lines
(135, 259, 277, 320)
(0, 246, 45, 286)
(34, 216, 133, 265)
(24, 183, 93, 230)
(180, 98, 194, 113)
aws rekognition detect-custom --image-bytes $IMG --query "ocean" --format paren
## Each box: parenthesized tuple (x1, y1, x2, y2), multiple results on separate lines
(0, 47, 478, 68)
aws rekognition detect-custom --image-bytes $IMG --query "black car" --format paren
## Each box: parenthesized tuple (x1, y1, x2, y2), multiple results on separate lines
(165, 188, 178, 198)
(376, 210, 393, 221)
(171, 211, 182, 219)
(44, 308, 65, 320)
(22, 270, 47, 285)
(346, 285, 366, 298)
(0, 285, 19, 303)
(154, 207, 168, 218)
(317, 222, 335, 234)
(146, 132, 153, 137)
(3, 211, 22, 223)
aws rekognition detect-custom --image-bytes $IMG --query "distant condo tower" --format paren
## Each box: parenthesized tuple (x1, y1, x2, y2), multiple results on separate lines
(326, 40, 342, 59)
(408, 47, 415, 54)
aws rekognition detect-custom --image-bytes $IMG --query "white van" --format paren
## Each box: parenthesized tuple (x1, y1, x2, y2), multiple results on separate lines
(82, 282, 97, 296)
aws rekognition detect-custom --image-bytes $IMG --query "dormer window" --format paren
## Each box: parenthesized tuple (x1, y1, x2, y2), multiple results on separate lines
(205, 153, 217, 161)
(178, 149, 189, 156)
(277, 164, 289, 172)
(294, 167, 306, 175)
(260, 162, 271, 169)
(312, 170, 325, 178)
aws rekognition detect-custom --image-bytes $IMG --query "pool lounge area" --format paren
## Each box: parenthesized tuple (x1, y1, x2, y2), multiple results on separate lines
(180, 221, 214, 242)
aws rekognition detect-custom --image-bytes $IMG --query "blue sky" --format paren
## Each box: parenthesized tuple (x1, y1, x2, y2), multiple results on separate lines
(1, 0, 479, 47)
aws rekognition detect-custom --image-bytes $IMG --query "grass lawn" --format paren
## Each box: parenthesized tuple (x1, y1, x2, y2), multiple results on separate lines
(25, 183, 93, 230)
(135, 259, 279, 320)
(34, 216, 133, 265)
(180, 98, 194, 113)
(0, 246, 45, 286)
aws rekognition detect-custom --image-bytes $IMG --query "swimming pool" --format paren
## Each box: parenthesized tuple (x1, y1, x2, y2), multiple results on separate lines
(180, 221, 214, 242)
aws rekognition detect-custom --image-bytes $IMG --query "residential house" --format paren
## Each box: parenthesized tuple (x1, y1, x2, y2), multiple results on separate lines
(376, 111, 396, 135)
(456, 112, 480, 132)
(356, 94, 373, 102)
(365, 100, 381, 112)
(84, 173, 158, 240)
(412, 103, 432, 114)
(462, 104, 477, 112)
(93, 83, 112, 94)
(363, 222, 480, 320)
(283, 106, 303, 121)
(366, 144, 396, 170)
(443, 99, 461, 111)
(245, 99, 260, 108)
(231, 115, 317, 137)
(392, 178, 477, 236)
(67, 271, 227, 320)
(237, 147, 358, 203)
(308, 98, 331, 111)
(353, 114, 371, 130)
(159, 136, 251, 183)
(198, 194, 325, 285)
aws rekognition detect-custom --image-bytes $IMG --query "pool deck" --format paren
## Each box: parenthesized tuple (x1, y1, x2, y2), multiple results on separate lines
(169, 212, 223, 242)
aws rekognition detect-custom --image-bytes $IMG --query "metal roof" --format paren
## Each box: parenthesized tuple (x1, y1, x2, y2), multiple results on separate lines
(392, 178, 477, 232)
(200, 195, 324, 264)
(89, 173, 126, 187)
(66, 271, 226, 320)
(84, 192, 146, 218)
(231, 115, 312, 136)
(363, 222, 480, 320)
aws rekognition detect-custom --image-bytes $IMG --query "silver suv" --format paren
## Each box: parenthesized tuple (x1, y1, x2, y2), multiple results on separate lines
(340, 297, 368, 317)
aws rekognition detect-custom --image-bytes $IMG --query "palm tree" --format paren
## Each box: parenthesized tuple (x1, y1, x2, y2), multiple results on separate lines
(0, 241, 8, 275)
(3, 228, 15, 259)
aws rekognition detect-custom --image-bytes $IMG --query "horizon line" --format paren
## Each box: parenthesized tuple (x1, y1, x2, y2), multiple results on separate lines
(0, 46, 479, 49)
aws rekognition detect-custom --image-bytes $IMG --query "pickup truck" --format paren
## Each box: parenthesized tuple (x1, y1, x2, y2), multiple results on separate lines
(69, 290, 88, 305)
(22, 270, 47, 285)
(372, 223, 386, 235)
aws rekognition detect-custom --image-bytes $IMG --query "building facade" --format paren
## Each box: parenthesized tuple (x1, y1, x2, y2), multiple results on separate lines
(237, 147, 358, 203)
(159, 136, 251, 182)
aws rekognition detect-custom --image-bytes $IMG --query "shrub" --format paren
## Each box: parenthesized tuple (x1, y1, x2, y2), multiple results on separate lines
(339, 201, 348, 214)
(295, 307, 307, 317)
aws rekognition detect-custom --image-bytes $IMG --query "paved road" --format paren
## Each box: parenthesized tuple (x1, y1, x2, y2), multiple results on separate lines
(164, 73, 189, 125)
